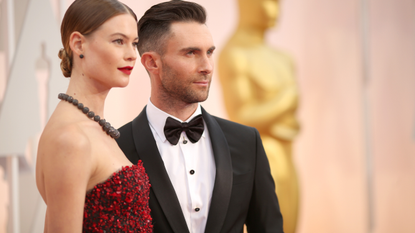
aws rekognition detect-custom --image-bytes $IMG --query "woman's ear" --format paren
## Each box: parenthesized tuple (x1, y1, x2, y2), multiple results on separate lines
(141, 52, 161, 75)
(69, 31, 85, 58)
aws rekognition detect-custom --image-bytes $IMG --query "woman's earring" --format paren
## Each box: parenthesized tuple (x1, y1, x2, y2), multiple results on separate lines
(80, 54, 84, 59)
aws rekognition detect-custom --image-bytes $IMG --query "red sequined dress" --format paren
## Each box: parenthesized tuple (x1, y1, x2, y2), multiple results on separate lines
(83, 161, 153, 232)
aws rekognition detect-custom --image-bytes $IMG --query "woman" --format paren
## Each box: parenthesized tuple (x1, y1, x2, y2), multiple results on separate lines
(35, 0, 152, 232)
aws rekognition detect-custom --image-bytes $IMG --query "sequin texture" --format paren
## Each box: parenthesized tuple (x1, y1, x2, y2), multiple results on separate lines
(83, 161, 153, 232)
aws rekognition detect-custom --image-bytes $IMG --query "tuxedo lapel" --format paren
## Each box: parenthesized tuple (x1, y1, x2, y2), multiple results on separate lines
(131, 107, 189, 233)
(202, 108, 233, 233)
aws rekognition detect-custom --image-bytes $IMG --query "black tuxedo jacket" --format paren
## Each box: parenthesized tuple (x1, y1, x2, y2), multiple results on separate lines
(116, 106, 284, 233)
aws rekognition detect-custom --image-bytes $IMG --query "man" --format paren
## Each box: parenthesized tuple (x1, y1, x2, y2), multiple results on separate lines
(116, 1, 284, 232)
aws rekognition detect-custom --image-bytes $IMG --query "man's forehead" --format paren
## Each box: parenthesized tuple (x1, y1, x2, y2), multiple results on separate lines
(167, 22, 214, 49)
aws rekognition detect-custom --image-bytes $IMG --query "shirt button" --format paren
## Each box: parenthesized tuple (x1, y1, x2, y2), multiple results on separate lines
(183, 140, 188, 144)
(195, 207, 200, 212)
(189, 170, 195, 175)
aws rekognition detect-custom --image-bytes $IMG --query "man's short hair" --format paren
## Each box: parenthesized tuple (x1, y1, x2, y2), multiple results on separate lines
(137, 0, 207, 56)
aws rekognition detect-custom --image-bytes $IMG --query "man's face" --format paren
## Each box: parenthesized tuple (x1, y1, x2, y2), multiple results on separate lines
(157, 21, 215, 104)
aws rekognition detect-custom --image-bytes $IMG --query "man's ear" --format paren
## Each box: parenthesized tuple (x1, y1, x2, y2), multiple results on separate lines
(69, 31, 85, 58)
(141, 52, 161, 75)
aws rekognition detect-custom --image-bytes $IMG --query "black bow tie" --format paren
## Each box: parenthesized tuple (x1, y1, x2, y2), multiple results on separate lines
(163, 115, 204, 145)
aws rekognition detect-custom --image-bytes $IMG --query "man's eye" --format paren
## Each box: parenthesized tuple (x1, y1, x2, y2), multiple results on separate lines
(114, 39, 123, 45)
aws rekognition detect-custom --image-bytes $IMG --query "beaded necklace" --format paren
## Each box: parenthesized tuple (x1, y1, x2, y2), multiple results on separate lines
(58, 93, 120, 139)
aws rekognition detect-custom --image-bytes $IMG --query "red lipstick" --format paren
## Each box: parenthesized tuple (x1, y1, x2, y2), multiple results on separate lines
(118, 66, 133, 75)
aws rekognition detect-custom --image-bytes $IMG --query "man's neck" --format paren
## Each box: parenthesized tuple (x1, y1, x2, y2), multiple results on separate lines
(150, 97, 199, 121)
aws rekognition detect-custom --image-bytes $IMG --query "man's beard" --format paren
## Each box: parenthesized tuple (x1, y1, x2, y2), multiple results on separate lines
(160, 60, 211, 104)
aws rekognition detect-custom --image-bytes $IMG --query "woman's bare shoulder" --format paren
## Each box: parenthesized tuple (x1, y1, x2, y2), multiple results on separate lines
(36, 110, 97, 201)
(36, 106, 98, 182)
(39, 118, 91, 157)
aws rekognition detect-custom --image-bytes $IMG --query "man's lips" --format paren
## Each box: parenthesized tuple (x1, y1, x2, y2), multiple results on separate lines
(118, 66, 133, 75)
(194, 80, 209, 86)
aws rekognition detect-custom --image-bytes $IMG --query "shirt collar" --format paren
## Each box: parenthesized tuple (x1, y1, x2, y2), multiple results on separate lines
(146, 99, 203, 143)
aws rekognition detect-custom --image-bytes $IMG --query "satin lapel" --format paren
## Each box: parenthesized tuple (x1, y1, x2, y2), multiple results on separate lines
(132, 107, 189, 233)
(202, 108, 233, 233)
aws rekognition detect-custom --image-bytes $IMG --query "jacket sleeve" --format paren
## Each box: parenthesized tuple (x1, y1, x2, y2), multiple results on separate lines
(245, 128, 284, 233)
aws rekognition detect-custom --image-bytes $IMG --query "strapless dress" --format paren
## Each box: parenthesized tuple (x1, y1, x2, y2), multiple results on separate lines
(83, 161, 153, 232)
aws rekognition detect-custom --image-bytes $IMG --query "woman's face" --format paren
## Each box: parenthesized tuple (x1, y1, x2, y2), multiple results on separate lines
(81, 14, 138, 90)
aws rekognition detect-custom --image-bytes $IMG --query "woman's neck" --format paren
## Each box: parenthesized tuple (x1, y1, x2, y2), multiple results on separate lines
(65, 74, 109, 117)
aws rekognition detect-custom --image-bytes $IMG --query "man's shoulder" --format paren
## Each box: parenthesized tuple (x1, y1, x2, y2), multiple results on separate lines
(116, 120, 134, 149)
(207, 114, 261, 151)
(209, 114, 258, 136)
(212, 115, 248, 127)
(118, 106, 147, 133)
(118, 120, 133, 132)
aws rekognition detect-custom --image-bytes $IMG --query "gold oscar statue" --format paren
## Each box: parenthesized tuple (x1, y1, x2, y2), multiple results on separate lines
(218, 0, 300, 232)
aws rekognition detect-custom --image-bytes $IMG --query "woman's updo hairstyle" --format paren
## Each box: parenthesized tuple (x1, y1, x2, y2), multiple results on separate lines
(59, 0, 137, 77)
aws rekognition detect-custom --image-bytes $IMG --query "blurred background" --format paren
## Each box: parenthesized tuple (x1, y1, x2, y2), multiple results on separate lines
(0, 0, 414, 232)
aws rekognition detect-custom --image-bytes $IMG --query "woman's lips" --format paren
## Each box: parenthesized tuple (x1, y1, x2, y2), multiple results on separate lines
(118, 66, 133, 75)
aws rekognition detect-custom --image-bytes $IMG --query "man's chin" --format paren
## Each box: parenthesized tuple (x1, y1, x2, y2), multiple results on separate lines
(197, 91, 210, 103)
(198, 95, 209, 103)
(184, 94, 209, 104)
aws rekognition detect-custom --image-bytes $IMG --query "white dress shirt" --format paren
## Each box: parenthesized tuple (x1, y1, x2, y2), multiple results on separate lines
(146, 99, 216, 233)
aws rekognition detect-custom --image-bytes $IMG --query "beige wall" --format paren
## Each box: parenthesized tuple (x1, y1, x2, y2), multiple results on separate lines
(0, 0, 414, 232)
